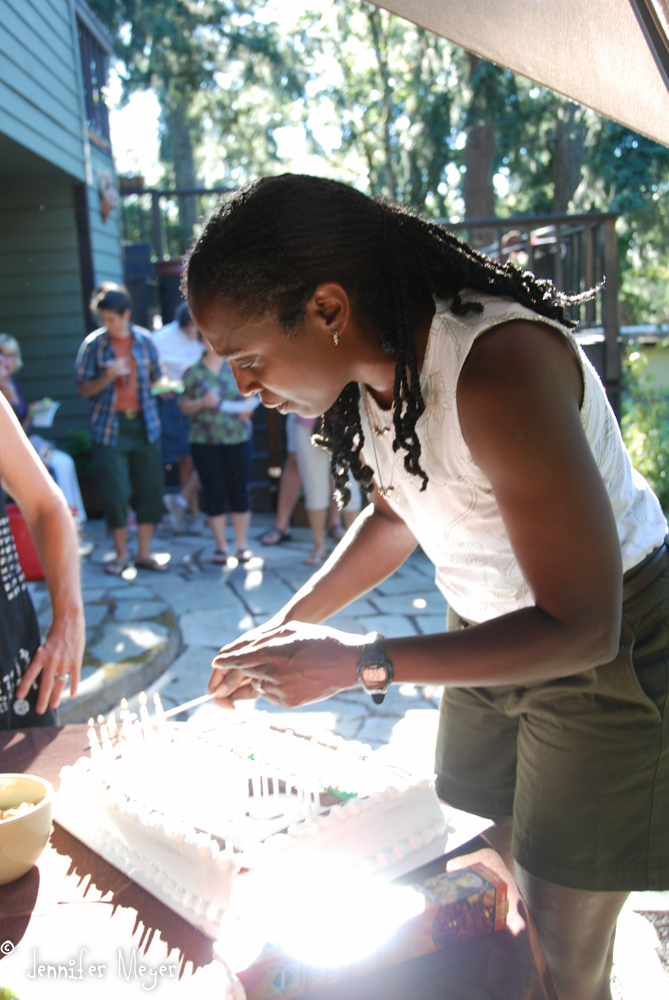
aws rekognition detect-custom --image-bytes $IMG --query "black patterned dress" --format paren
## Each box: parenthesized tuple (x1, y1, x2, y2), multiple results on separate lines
(0, 492, 55, 729)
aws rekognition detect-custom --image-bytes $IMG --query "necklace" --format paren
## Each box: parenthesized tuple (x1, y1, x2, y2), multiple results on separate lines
(363, 387, 396, 499)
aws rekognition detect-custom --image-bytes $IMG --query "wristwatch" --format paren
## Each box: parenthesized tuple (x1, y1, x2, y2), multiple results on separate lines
(357, 632, 393, 705)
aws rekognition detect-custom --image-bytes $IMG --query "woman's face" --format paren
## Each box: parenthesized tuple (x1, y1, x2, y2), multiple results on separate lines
(191, 293, 359, 418)
(0, 349, 19, 376)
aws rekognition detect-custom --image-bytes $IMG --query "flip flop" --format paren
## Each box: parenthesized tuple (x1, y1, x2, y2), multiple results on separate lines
(260, 527, 292, 545)
(104, 556, 132, 576)
(236, 548, 254, 564)
(212, 549, 229, 564)
(134, 556, 169, 573)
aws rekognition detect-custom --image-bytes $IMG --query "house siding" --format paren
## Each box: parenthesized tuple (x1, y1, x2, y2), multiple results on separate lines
(0, 0, 86, 182)
(0, 183, 89, 439)
(88, 144, 124, 286)
(0, 0, 125, 442)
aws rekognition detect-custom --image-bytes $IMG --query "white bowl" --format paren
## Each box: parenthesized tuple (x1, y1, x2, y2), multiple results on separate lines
(0, 773, 53, 885)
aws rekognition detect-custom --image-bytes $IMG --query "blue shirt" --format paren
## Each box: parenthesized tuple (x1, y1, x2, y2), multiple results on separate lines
(74, 325, 162, 446)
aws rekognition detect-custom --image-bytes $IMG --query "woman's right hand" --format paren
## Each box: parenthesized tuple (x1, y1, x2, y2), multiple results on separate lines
(208, 613, 292, 706)
(201, 390, 220, 409)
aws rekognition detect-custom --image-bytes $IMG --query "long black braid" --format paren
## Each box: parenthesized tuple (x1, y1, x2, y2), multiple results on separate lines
(184, 174, 589, 505)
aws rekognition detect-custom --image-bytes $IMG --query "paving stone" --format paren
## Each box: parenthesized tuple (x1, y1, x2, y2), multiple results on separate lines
(111, 585, 156, 600)
(373, 592, 445, 616)
(114, 599, 170, 622)
(180, 606, 255, 647)
(373, 575, 438, 596)
(232, 578, 295, 616)
(320, 614, 368, 635)
(83, 589, 108, 603)
(92, 576, 134, 590)
(89, 621, 169, 663)
(37, 604, 53, 632)
(358, 614, 418, 638)
(152, 579, 244, 615)
(83, 604, 109, 628)
(415, 614, 447, 635)
(123, 646, 219, 716)
(406, 552, 435, 577)
(356, 715, 399, 745)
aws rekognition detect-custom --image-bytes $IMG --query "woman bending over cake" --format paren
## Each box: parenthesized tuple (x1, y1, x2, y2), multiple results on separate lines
(185, 175, 668, 1000)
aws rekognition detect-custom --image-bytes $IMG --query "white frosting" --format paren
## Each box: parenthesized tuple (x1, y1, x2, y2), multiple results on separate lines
(54, 714, 446, 939)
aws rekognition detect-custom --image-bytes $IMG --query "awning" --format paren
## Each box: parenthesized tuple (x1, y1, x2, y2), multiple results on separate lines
(371, 0, 669, 146)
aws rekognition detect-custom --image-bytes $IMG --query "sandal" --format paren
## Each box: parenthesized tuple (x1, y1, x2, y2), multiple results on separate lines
(236, 548, 254, 564)
(134, 556, 169, 573)
(104, 556, 132, 576)
(260, 527, 292, 546)
(212, 549, 229, 564)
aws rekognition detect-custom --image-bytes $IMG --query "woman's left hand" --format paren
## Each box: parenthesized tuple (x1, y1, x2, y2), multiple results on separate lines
(210, 623, 364, 709)
(15, 607, 85, 713)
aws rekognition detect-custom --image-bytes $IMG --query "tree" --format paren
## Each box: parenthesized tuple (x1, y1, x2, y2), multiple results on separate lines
(90, 0, 304, 247)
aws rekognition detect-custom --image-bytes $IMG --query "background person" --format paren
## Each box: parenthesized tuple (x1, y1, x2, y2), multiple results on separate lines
(152, 302, 204, 533)
(260, 412, 354, 548)
(185, 174, 669, 1000)
(0, 393, 84, 729)
(180, 335, 258, 563)
(293, 415, 362, 564)
(75, 284, 167, 576)
(0, 334, 86, 526)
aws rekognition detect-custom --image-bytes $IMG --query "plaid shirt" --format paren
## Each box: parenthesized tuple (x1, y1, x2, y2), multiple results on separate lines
(74, 325, 162, 446)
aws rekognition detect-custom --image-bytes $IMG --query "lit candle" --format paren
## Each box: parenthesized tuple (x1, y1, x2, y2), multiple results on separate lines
(87, 717, 101, 756)
(107, 710, 117, 739)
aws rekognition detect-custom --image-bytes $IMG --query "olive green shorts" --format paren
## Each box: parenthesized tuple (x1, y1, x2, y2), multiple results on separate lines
(435, 566, 669, 892)
(92, 414, 165, 529)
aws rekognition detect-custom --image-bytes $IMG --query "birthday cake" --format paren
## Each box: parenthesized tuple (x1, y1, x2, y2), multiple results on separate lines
(54, 707, 446, 939)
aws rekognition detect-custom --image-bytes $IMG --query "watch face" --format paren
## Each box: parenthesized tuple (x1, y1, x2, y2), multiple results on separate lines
(360, 665, 388, 690)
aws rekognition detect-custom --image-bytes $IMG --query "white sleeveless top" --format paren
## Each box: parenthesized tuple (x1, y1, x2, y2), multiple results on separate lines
(358, 293, 667, 623)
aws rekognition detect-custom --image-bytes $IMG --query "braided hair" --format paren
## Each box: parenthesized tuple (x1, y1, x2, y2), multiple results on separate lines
(185, 174, 586, 505)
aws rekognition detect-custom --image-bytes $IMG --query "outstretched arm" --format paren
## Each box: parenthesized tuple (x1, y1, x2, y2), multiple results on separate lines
(0, 395, 85, 712)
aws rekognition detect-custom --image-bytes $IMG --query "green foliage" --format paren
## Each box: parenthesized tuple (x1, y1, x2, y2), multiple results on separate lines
(89, 0, 305, 245)
(61, 429, 96, 479)
(0, 989, 20, 1000)
(622, 347, 669, 513)
(95, 0, 669, 320)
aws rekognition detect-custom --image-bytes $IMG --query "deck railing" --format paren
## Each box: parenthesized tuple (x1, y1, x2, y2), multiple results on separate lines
(443, 212, 621, 413)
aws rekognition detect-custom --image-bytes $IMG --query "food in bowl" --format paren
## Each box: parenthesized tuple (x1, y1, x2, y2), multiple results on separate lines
(0, 774, 53, 886)
(0, 800, 39, 821)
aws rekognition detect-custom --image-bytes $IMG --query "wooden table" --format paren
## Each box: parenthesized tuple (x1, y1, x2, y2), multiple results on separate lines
(0, 726, 557, 999)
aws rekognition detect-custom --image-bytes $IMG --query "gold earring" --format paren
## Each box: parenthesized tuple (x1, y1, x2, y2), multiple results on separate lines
(333, 329, 340, 346)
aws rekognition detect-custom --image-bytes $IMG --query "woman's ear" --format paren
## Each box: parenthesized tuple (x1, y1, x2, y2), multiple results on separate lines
(308, 282, 351, 340)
